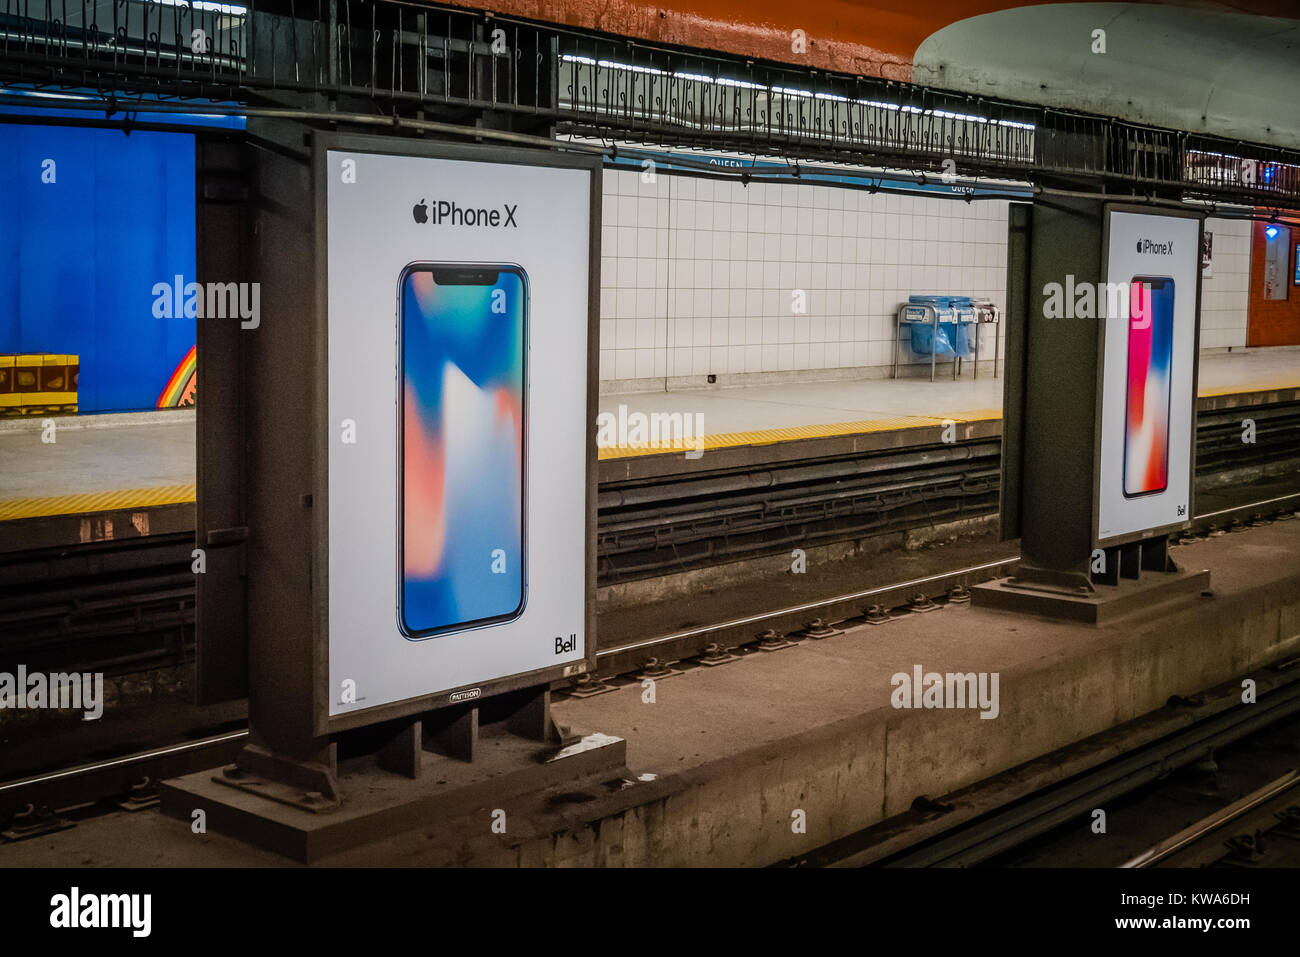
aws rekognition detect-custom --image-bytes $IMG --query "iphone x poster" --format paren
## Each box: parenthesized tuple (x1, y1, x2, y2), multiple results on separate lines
(1096, 210, 1200, 546)
(323, 140, 595, 718)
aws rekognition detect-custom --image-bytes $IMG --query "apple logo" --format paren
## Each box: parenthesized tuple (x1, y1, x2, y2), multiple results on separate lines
(1135, 240, 1142, 252)
(412, 198, 428, 224)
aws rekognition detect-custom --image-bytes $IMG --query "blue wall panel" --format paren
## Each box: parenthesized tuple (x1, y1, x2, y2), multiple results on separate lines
(0, 123, 197, 412)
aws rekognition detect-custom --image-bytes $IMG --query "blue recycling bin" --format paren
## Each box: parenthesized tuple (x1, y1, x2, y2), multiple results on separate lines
(895, 295, 1000, 381)
(954, 321, 977, 360)
(909, 321, 957, 357)
(909, 294, 968, 311)
(895, 294, 982, 380)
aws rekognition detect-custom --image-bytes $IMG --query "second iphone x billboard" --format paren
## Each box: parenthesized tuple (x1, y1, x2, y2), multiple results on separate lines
(1096, 209, 1201, 546)
(322, 137, 597, 722)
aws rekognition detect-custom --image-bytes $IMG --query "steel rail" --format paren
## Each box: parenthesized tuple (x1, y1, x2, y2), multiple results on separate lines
(858, 675, 1300, 868)
(596, 556, 1015, 659)
(0, 730, 249, 797)
(1194, 491, 1300, 523)
(1120, 769, 1300, 869)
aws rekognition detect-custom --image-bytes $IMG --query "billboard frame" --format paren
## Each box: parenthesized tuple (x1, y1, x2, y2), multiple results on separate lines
(1092, 202, 1203, 551)
(310, 131, 601, 737)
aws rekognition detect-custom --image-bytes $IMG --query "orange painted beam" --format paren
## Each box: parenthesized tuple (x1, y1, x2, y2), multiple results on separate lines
(449, 0, 1300, 79)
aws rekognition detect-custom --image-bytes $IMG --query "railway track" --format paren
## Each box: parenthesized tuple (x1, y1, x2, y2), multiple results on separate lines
(1121, 770, 1300, 868)
(785, 661, 1300, 868)
(597, 397, 1300, 584)
(2, 393, 1297, 680)
(0, 552, 1018, 823)
(2, 493, 1298, 831)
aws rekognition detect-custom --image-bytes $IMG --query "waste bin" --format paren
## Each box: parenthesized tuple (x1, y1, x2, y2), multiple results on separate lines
(909, 321, 957, 357)
(894, 295, 978, 380)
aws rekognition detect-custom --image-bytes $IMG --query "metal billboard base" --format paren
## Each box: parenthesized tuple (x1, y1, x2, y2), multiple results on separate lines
(972, 561, 1211, 624)
(160, 686, 627, 863)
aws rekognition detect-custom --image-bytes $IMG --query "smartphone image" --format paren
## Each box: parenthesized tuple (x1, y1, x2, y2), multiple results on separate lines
(397, 263, 527, 639)
(1122, 276, 1174, 498)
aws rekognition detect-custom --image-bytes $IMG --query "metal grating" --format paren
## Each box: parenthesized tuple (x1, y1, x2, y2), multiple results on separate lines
(2, 0, 1299, 208)
(557, 51, 1037, 168)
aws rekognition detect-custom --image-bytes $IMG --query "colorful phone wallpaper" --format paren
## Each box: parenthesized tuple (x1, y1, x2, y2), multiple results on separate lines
(1123, 277, 1174, 498)
(399, 266, 526, 638)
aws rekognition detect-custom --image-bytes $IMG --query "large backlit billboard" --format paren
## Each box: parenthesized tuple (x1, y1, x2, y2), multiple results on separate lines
(319, 135, 599, 727)
(1095, 209, 1201, 547)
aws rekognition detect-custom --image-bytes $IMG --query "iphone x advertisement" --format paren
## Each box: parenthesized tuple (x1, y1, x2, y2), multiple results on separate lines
(1097, 211, 1199, 546)
(1123, 277, 1174, 498)
(398, 264, 527, 638)
(324, 141, 595, 720)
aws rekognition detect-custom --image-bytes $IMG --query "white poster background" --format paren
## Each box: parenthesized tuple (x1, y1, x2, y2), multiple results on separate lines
(325, 150, 590, 716)
(1097, 211, 1199, 544)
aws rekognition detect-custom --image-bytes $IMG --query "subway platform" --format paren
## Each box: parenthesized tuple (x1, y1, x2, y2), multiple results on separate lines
(0, 410, 195, 551)
(0, 348, 1294, 544)
(600, 347, 1300, 457)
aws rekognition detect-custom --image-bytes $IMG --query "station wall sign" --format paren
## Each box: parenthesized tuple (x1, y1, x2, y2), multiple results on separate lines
(1094, 208, 1202, 547)
(317, 134, 599, 727)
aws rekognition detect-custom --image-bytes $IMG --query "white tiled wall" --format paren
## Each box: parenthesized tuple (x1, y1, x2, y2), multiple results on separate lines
(599, 169, 1010, 390)
(1199, 217, 1253, 350)
(597, 173, 1256, 390)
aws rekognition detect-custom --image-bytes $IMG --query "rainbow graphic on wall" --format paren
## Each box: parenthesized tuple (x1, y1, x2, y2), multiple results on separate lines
(157, 345, 197, 408)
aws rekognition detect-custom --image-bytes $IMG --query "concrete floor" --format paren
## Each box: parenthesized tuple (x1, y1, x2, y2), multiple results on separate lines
(601, 346, 1300, 436)
(0, 409, 194, 501)
(1197, 346, 1300, 395)
(601, 372, 1003, 435)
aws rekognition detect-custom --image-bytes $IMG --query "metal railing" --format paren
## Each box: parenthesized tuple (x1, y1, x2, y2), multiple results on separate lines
(2, 0, 1300, 208)
(557, 51, 1036, 166)
(1, 0, 247, 87)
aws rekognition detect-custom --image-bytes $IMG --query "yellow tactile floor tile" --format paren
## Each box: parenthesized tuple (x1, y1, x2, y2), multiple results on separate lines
(0, 483, 196, 521)
(597, 409, 1002, 459)
(1199, 380, 1300, 398)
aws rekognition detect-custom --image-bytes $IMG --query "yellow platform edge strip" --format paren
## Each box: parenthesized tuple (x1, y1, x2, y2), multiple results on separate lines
(2, 377, 1297, 513)
(1198, 380, 1300, 398)
(0, 484, 196, 522)
(596, 377, 1300, 461)
(598, 409, 1003, 460)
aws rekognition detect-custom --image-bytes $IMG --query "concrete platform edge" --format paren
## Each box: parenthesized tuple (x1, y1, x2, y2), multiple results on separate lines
(478, 564, 1300, 866)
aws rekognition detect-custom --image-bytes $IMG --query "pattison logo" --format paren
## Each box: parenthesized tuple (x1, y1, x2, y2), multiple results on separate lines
(1136, 237, 1174, 255)
(412, 199, 518, 228)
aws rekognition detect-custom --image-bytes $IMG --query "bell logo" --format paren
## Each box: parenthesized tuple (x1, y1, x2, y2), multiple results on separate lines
(555, 633, 576, 654)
